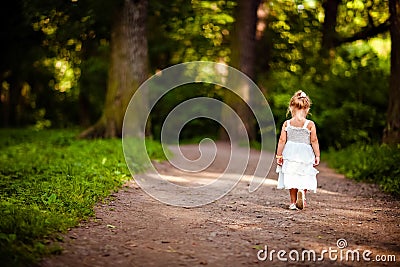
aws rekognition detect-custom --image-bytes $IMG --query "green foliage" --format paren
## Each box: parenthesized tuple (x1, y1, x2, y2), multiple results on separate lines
(336, 0, 389, 37)
(0, 0, 115, 128)
(268, 66, 389, 149)
(315, 44, 388, 148)
(325, 143, 400, 197)
(1, 0, 394, 150)
(262, 0, 390, 149)
(0, 129, 165, 266)
(265, 0, 323, 75)
(148, 0, 235, 68)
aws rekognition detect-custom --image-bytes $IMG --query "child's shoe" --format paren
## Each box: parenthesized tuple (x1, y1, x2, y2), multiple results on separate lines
(296, 190, 305, 210)
(289, 203, 298, 210)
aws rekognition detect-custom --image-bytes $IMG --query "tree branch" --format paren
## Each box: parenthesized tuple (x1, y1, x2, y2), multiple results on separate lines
(334, 19, 390, 46)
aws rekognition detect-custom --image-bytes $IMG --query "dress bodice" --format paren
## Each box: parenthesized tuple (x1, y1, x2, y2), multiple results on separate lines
(286, 120, 311, 145)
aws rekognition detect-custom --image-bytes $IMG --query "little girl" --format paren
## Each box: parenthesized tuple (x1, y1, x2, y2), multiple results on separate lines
(276, 90, 320, 210)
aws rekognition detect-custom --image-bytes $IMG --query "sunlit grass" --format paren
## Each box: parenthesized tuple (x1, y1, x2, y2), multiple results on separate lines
(325, 143, 400, 197)
(0, 129, 166, 266)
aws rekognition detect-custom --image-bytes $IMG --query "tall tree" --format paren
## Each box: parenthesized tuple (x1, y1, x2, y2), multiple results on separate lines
(320, 0, 341, 59)
(383, 0, 400, 144)
(221, 0, 260, 141)
(80, 0, 148, 138)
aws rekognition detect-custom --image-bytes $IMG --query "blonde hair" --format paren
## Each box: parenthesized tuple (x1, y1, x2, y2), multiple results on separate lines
(287, 90, 311, 117)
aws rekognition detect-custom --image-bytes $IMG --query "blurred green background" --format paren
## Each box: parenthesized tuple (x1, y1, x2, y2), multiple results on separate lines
(1, 0, 398, 148)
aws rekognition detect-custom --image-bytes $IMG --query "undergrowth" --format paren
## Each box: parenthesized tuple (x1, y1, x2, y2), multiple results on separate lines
(0, 129, 166, 266)
(325, 143, 400, 197)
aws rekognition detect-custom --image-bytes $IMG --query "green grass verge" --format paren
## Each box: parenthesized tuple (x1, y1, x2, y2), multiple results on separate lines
(324, 143, 400, 197)
(0, 129, 166, 266)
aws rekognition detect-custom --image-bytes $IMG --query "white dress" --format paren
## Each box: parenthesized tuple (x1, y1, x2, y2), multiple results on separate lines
(276, 119, 318, 192)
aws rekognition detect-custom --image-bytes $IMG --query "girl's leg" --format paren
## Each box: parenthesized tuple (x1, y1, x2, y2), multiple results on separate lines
(289, 189, 298, 203)
(296, 189, 306, 209)
(304, 189, 307, 206)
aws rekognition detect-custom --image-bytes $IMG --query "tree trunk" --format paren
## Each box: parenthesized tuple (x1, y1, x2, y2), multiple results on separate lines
(383, 0, 400, 144)
(221, 0, 260, 141)
(320, 0, 341, 59)
(0, 82, 9, 127)
(80, 0, 148, 138)
(7, 80, 22, 127)
(235, 0, 260, 81)
(78, 91, 91, 127)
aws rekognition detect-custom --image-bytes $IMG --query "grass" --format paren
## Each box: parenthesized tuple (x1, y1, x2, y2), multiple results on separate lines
(324, 143, 400, 197)
(0, 128, 166, 266)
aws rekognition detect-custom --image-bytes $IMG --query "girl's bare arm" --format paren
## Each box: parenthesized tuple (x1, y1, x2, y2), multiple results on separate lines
(309, 121, 320, 166)
(276, 122, 287, 165)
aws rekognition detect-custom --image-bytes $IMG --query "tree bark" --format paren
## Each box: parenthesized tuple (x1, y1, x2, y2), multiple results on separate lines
(80, 0, 148, 138)
(383, 0, 400, 144)
(78, 91, 91, 127)
(320, 0, 341, 58)
(221, 0, 260, 142)
(235, 0, 260, 81)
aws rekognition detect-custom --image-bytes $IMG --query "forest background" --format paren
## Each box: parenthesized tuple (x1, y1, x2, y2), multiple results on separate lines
(1, 0, 399, 147)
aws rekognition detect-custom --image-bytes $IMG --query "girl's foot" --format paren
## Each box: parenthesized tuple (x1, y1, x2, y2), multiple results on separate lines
(296, 190, 305, 209)
(289, 203, 298, 210)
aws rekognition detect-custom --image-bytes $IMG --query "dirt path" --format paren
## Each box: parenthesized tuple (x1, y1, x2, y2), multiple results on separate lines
(41, 143, 399, 266)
